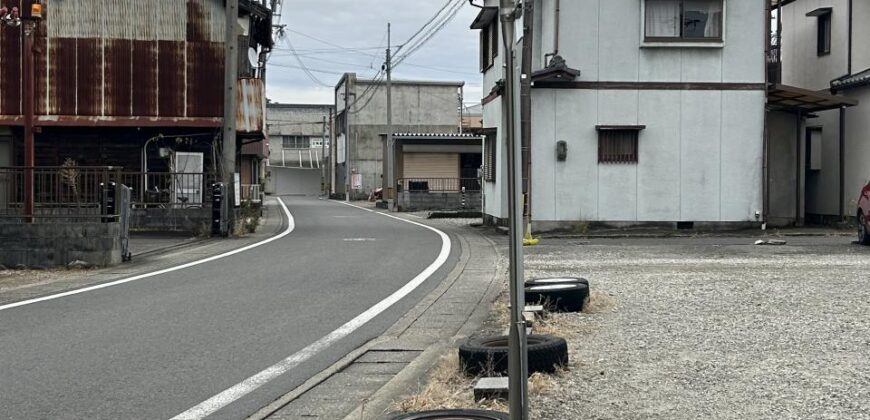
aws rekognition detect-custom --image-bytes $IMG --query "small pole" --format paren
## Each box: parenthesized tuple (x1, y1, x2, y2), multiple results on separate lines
(322, 115, 327, 193)
(500, 1, 529, 419)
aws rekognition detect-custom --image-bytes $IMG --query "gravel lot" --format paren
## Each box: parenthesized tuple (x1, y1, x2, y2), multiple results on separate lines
(519, 236, 870, 420)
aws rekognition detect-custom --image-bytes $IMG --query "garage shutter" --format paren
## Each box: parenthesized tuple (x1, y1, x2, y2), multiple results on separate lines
(404, 153, 459, 179)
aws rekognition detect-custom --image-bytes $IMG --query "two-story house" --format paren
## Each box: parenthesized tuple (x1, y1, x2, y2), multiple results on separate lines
(772, 0, 868, 225)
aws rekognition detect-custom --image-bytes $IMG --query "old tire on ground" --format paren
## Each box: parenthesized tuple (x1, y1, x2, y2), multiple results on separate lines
(525, 277, 589, 288)
(859, 213, 870, 245)
(458, 335, 568, 376)
(389, 409, 509, 420)
(525, 282, 590, 312)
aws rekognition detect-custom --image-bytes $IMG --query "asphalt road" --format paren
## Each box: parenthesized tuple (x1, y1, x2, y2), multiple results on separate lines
(0, 197, 458, 419)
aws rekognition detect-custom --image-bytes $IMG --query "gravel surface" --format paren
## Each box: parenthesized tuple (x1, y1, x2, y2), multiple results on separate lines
(520, 237, 870, 420)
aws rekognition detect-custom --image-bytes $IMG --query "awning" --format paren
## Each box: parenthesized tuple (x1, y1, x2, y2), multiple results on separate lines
(470, 6, 498, 29)
(767, 84, 858, 113)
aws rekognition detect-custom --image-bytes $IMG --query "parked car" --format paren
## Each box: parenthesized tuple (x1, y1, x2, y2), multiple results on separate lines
(859, 180, 870, 245)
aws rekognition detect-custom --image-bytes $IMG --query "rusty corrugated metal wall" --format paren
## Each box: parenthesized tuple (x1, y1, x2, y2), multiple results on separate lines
(0, 0, 227, 120)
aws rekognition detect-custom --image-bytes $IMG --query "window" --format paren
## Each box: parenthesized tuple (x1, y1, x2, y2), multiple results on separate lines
(814, 11, 832, 56)
(483, 130, 497, 182)
(597, 126, 644, 164)
(480, 22, 498, 72)
(644, 0, 723, 41)
(282, 135, 309, 149)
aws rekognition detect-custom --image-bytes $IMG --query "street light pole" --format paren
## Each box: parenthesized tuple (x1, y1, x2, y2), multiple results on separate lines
(500, 1, 528, 419)
(223, 0, 239, 235)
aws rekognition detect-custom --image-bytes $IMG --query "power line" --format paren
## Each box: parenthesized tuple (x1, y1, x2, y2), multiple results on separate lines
(394, 0, 455, 56)
(282, 36, 333, 87)
(395, 0, 466, 67)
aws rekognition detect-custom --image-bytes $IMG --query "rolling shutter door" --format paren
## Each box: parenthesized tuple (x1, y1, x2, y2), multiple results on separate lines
(404, 153, 460, 179)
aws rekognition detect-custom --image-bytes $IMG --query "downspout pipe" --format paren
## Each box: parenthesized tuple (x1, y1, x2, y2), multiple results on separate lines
(520, 0, 534, 235)
(544, 0, 560, 66)
(839, 107, 846, 219)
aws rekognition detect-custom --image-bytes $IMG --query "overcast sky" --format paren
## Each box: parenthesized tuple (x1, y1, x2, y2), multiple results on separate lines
(265, 0, 482, 105)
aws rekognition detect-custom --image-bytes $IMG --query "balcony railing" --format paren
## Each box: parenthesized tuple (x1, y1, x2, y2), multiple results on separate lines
(397, 178, 482, 193)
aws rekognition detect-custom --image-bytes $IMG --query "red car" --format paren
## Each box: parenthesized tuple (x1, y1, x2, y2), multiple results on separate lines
(860, 181, 870, 245)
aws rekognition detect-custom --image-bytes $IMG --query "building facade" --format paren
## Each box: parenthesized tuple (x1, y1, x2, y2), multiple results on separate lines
(334, 73, 464, 199)
(265, 103, 333, 196)
(0, 0, 272, 207)
(775, 0, 869, 224)
(475, 0, 768, 229)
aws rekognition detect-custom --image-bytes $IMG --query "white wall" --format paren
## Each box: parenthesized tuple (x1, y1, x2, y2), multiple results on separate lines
(780, 0, 850, 90)
(804, 109, 841, 216)
(845, 86, 870, 215)
(853, 1, 870, 72)
(532, 89, 764, 223)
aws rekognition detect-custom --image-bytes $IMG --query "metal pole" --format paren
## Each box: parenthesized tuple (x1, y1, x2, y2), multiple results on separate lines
(322, 115, 327, 194)
(386, 23, 394, 208)
(346, 76, 353, 202)
(500, 1, 528, 418)
(223, 0, 239, 235)
(330, 109, 336, 195)
(23, 21, 36, 223)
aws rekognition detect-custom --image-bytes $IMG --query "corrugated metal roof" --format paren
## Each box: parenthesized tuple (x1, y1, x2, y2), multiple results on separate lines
(831, 68, 870, 92)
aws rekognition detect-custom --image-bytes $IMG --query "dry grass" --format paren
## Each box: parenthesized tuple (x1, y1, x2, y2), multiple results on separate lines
(584, 289, 617, 314)
(391, 353, 508, 414)
(0, 269, 66, 292)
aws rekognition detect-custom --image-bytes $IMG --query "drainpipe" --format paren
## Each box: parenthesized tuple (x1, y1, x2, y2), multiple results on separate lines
(544, 0, 560, 66)
(795, 111, 802, 226)
(839, 106, 846, 219)
(520, 0, 534, 234)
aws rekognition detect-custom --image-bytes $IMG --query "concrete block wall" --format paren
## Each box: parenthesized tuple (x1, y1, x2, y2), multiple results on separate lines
(0, 223, 122, 267)
(398, 191, 482, 212)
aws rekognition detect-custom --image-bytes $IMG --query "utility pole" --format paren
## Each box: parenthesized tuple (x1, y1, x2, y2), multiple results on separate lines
(385, 23, 394, 209)
(330, 108, 336, 195)
(500, 0, 528, 418)
(223, 0, 239, 235)
(321, 115, 327, 194)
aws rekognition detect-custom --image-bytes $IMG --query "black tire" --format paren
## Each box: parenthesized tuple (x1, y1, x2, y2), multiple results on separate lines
(525, 282, 589, 312)
(859, 213, 870, 245)
(390, 409, 509, 420)
(525, 277, 589, 288)
(458, 334, 568, 376)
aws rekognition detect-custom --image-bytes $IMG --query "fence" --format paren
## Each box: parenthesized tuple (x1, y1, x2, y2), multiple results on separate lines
(120, 172, 215, 208)
(0, 166, 122, 222)
(397, 178, 482, 193)
(240, 184, 262, 203)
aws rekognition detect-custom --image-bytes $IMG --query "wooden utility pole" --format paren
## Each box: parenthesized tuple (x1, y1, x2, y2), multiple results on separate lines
(23, 19, 36, 223)
(223, 0, 239, 235)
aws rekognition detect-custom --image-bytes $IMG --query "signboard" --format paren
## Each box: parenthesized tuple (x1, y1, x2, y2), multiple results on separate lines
(352, 174, 362, 190)
(234, 173, 241, 207)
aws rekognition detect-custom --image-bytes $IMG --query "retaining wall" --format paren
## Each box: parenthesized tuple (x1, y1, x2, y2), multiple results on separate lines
(398, 191, 482, 212)
(0, 223, 122, 267)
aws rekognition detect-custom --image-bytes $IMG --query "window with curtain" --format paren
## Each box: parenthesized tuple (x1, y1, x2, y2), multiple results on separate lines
(645, 0, 723, 41)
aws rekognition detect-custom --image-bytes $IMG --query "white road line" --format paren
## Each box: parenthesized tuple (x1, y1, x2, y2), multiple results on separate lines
(0, 198, 296, 313)
(171, 201, 452, 420)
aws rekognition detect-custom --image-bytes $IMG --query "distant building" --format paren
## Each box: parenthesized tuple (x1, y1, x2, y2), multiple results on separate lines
(462, 104, 484, 131)
(334, 73, 464, 199)
(265, 103, 334, 196)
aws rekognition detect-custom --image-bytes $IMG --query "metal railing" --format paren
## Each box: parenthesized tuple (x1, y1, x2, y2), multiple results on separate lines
(0, 166, 121, 222)
(766, 44, 781, 65)
(120, 172, 214, 208)
(240, 184, 262, 203)
(397, 178, 482, 193)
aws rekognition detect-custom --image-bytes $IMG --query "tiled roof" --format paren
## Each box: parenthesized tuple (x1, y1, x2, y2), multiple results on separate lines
(831, 68, 870, 91)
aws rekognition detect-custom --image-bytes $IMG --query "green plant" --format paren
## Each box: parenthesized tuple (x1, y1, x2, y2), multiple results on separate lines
(240, 200, 261, 234)
(573, 221, 589, 235)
